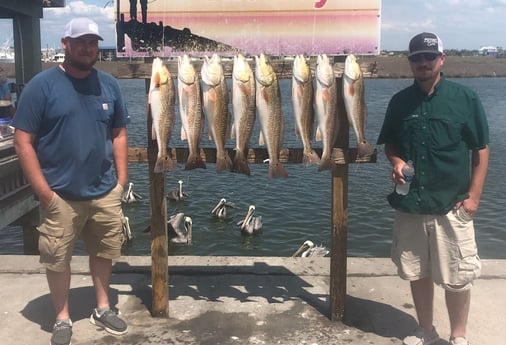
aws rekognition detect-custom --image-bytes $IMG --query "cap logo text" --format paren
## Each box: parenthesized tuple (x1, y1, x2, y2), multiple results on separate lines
(424, 38, 438, 47)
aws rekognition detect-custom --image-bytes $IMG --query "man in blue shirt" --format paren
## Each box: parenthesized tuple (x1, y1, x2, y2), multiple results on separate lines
(377, 33, 489, 345)
(13, 18, 129, 345)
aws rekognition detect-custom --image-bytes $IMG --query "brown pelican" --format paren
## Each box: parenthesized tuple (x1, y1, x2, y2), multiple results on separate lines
(141, 213, 192, 244)
(167, 180, 190, 201)
(168, 212, 193, 244)
(210, 198, 236, 219)
(121, 182, 143, 203)
(291, 240, 329, 257)
(237, 205, 263, 235)
(122, 216, 133, 242)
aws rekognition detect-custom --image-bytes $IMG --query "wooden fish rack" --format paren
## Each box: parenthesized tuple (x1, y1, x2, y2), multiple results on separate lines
(140, 71, 377, 321)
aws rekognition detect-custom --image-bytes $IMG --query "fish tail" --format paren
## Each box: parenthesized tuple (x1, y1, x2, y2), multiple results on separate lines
(357, 140, 375, 157)
(154, 156, 175, 173)
(216, 153, 233, 172)
(185, 153, 207, 170)
(318, 158, 336, 172)
(268, 162, 288, 179)
(232, 151, 251, 176)
(303, 150, 321, 167)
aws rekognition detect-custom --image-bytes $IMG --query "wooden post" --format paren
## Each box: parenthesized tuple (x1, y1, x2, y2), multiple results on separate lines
(330, 73, 349, 321)
(146, 78, 169, 317)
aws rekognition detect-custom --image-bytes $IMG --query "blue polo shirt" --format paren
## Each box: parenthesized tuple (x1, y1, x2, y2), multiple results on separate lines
(12, 66, 129, 201)
(377, 74, 489, 214)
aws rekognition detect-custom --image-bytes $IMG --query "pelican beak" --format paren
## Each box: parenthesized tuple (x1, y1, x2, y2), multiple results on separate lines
(291, 242, 311, 257)
(211, 198, 226, 215)
(240, 205, 255, 230)
(184, 216, 192, 244)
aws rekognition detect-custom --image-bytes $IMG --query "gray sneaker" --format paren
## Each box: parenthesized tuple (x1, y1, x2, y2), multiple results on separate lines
(403, 326, 439, 345)
(50, 319, 72, 345)
(89, 308, 128, 335)
(450, 337, 470, 345)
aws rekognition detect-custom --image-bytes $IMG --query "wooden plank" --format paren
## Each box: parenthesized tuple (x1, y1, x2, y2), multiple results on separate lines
(128, 147, 376, 164)
(330, 75, 349, 322)
(146, 79, 169, 317)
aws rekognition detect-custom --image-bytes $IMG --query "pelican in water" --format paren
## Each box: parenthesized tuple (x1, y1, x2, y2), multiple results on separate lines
(168, 212, 193, 244)
(167, 180, 190, 201)
(141, 213, 192, 244)
(121, 182, 143, 204)
(210, 198, 236, 219)
(237, 205, 263, 235)
(291, 240, 329, 257)
(122, 216, 133, 242)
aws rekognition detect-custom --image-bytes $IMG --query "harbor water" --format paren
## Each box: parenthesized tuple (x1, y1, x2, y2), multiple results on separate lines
(1, 77, 505, 259)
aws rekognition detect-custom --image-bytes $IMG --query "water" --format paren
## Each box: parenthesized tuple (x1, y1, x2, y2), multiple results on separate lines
(2, 77, 505, 258)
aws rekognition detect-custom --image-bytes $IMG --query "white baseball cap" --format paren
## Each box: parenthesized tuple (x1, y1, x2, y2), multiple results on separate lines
(63, 17, 103, 40)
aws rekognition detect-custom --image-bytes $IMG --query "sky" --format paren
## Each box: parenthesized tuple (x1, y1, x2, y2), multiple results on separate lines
(1, 0, 506, 52)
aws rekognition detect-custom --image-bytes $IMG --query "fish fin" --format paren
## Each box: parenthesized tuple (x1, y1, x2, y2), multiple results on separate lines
(268, 162, 288, 179)
(315, 126, 322, 141)
(357, 140, 375, 157)
(323, 88, 330, 102)
(152, 71, 160, 87)
(296, 84, 304, 98)
(232, 151, 251, 176)
(239, 82, 252, 96)
(348, 84, 355, 97)
(261, 86, 269, 102)
(216, 153, 233, 172)
(318, 158, 336, 172)
(303, 150, 321, 166)
(185, 153, 207, 170)
(258, 131, 265, 146)
(207, 87, 217, 102)
(154, 156, 175, 173)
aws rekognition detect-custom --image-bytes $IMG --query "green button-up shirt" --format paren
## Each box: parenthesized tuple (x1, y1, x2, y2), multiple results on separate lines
(377, 74, 489, 214)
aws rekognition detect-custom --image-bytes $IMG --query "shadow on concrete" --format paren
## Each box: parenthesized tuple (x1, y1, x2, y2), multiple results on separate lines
(113, 261, 328, 314)
(20, 286, 121, 332)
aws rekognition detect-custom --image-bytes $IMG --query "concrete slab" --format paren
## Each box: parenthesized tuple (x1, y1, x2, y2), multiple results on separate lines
(0, 256, 504, 345)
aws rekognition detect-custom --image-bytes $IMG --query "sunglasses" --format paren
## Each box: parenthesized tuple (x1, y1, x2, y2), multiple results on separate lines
(408, 53, 441, 63)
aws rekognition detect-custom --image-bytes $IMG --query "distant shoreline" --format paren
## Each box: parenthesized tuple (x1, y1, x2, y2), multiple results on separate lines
(3, 55, 506, 79)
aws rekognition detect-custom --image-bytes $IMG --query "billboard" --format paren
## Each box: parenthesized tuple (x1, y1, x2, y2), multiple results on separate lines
(115, 0, 381, 57)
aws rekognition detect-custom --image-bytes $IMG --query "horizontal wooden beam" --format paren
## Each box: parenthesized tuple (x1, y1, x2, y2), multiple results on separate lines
(128, 147, 376, 165)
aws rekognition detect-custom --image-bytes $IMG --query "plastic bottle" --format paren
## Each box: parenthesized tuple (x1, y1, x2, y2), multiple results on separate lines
(395, 160, 414, 195)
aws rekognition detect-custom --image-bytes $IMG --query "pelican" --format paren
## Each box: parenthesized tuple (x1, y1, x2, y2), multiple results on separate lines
(141, 213, 192, 244)
(291, 240, 329, 257)
(210, 198, 236, 219)
(168, 212, 193, 244)
(167, 180, 190, 201)
(122, 216, 133, 242)
(237, 205, 263, 235)
(121, 182, 143, 203)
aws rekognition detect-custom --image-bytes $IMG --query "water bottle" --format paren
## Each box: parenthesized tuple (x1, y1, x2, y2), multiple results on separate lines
(395, 160, 414, 195)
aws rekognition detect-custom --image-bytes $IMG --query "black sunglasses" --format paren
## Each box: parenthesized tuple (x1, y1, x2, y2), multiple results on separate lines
(408, 53, 440, 63)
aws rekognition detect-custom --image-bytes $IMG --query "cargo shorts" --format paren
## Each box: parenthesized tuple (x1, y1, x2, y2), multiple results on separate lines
(38, 184, 125, 272)
(391, 208, 481, 291)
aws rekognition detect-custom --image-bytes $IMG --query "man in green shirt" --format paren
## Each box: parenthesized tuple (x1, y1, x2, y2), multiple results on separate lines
(377, 32, 489, 345)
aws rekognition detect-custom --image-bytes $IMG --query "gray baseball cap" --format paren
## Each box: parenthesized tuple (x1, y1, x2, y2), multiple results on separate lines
(63, 17, 103, 40)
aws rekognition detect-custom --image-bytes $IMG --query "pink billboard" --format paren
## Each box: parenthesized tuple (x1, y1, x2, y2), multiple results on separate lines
(115, 0, 381, 57)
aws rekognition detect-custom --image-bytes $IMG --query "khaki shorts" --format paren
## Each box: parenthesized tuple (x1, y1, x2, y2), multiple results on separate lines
(391, 209, 481, 291)
(38, 184, 125, 272)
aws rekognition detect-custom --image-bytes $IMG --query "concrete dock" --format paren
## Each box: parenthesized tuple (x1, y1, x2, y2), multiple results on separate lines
(1, 256, 504, 345)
